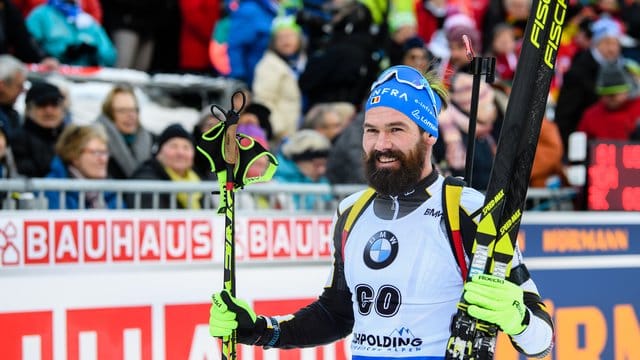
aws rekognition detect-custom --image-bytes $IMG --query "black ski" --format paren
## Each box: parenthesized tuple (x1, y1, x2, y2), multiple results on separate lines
(445, 0, 567, 359)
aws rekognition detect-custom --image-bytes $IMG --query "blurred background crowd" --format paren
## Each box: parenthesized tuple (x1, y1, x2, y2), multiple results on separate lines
(1, 0, 639, 210)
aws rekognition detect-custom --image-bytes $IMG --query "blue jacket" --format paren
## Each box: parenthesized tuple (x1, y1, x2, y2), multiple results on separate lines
(227, 0, 278, 85)
(45, 156, 121, 210)
(274, 154, 333, 210)
(26, 5, 116, 66)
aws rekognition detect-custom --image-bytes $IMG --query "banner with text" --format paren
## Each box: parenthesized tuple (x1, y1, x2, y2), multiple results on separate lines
(0, 210, 638, 360)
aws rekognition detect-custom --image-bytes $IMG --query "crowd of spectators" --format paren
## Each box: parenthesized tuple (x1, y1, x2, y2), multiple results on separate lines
(1, 0, 640, 210)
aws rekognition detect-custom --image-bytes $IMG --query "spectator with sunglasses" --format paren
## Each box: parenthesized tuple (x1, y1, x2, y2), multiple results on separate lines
(45, 124, 121, 209)
(10, 81, 66, 178)
(208, 65, 554, 359)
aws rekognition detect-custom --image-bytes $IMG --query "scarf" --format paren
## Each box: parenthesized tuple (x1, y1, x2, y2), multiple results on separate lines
(68, 165, 106, 209)
(164, 167, 202, 209)
(97, 115, 153, 178)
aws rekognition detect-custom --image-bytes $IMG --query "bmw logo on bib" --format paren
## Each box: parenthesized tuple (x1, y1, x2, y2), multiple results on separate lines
(363, 231, 399, 269)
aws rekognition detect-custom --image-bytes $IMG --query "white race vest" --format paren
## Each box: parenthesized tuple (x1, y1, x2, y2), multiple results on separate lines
(343, 182, 464, 359)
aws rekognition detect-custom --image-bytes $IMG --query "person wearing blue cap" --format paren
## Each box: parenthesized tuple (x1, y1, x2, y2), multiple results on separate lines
(208, 66, 554, 359)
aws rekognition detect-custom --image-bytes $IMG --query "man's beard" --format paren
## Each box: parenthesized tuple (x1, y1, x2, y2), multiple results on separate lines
(364, 140, 426, 196)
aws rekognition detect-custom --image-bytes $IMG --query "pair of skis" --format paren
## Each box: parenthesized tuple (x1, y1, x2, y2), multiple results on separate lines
(445, 0, 567, 359)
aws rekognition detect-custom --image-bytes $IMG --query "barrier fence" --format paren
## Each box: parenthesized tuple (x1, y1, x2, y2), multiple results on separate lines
(0, 179, 577, 211)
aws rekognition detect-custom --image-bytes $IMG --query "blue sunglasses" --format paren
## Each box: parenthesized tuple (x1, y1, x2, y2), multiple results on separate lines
(370, 65, 441, 117)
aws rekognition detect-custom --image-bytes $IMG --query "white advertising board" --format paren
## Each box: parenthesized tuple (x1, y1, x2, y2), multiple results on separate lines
(1, 210, 639, 360)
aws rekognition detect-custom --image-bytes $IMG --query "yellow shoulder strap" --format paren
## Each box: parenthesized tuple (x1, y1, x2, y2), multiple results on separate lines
(442, 176, 469, 280)
(444, 181, 463, 232)
(344, 188, 376, 234)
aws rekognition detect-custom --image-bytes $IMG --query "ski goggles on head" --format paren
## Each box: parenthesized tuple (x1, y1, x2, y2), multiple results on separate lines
(366, 65, 442, 137)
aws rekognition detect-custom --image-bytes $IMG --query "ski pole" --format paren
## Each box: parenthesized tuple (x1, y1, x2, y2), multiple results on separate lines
(216, 91, 246, 360)
(197, 89, 278, 359)
(462, 34, 495, 188)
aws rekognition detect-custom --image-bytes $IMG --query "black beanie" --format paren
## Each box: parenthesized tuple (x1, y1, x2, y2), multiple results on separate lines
(243, 102, 273, 140)
(156, 124, 193, 153)
(402, 36, 425, 54)
(596, 63, 633, 96)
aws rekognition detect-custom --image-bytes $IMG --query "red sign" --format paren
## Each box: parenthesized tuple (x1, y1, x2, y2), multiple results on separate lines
(587, 141, 640, 211)
(0, 300, 349, 359)
(16, 218, 216, 266)
(67, 307, 152, 360)
(0, 311, 53, 360)
(7, 215, 334, 267)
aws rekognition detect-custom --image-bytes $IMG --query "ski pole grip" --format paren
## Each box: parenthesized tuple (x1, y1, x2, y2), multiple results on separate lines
(224, 123, 239, 165)
(223, 107, 240, 165)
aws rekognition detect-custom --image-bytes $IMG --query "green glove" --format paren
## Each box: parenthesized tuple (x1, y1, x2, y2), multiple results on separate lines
(209, 290, 266, 344)
(463, 274, 529, 335)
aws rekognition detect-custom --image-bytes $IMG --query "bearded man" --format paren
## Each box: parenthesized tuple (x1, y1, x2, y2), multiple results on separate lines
(208, 65, 555, 359)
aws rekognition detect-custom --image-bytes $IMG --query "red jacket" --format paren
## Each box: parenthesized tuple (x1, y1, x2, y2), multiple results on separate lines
(14, 0, 102, 23)
(577, 97, 640, 141)
(178, 0, 219, 72)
